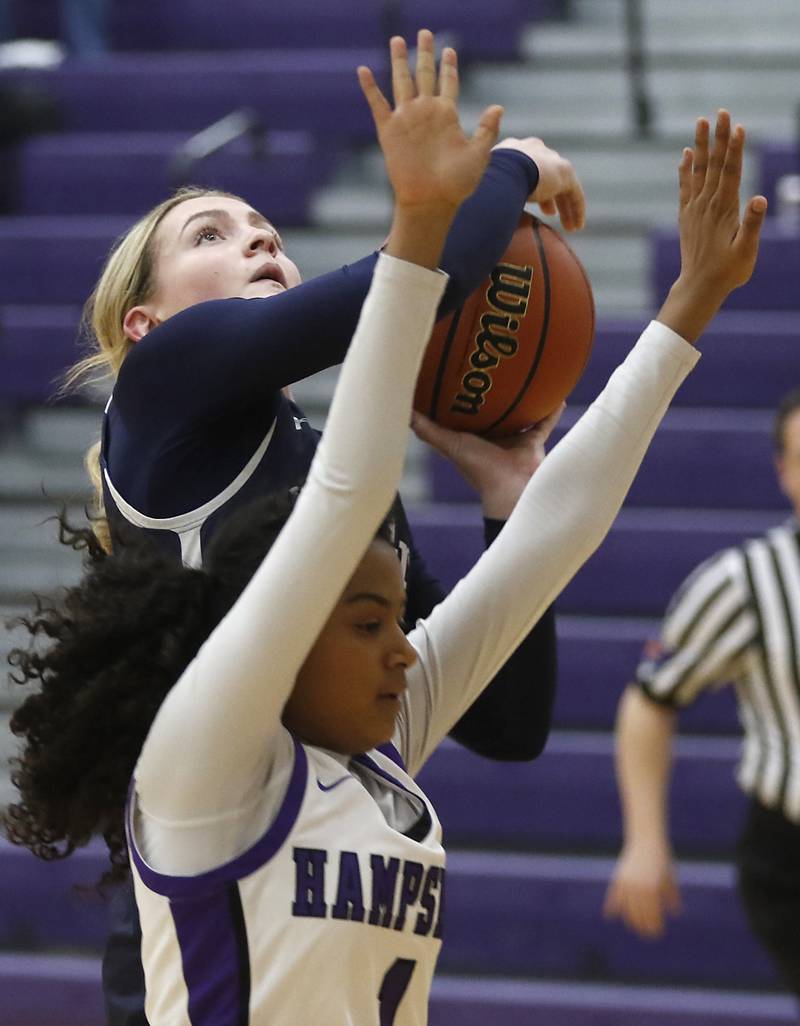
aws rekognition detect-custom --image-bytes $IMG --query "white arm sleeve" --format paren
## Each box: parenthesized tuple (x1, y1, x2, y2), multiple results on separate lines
(394, 320, 701, 776)
(134, 254, 447, 843)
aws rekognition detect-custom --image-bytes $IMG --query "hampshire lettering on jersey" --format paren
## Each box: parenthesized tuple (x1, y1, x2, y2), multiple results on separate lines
(451, 262, 534, 417)
(291, 847, 445, 938)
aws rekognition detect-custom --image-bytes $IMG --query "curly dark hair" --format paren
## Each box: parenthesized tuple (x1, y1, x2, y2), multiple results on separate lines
(3, 490, 396, 883)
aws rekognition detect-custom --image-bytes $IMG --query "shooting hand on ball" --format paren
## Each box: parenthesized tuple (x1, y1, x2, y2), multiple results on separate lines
(494, 137, 586, 232)
(411, 404, 565, 519)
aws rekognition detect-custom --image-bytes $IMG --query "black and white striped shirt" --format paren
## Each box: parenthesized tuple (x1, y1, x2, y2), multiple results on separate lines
(637, 520, 800, 822)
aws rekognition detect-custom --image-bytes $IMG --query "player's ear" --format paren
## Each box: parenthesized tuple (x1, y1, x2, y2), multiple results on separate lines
(123, 305, 161, 343)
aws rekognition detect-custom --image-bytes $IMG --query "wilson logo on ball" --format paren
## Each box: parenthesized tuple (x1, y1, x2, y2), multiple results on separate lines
(414, 213, 595, 438)
(451, 262, 533, 417)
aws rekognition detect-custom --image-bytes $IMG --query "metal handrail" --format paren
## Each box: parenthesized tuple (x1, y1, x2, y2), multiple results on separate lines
(169, 108, 266, 189)
(623, 0, 653, 137)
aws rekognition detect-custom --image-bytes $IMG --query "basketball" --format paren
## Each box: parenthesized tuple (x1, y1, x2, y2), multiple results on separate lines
(414, 212, 595, 437)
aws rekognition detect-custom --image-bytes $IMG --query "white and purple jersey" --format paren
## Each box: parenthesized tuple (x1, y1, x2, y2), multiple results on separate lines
(129, 257, 698, 1024)
(128, 742, 444, 1026)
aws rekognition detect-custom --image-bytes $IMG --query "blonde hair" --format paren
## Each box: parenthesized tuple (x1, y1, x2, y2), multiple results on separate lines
(67, 186, 243, 551)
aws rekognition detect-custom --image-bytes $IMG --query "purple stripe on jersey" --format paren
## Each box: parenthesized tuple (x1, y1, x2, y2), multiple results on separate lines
(354, 751, 415, 794)
(376, 741, 406, 770)
(170, 882, 250, 1026)
(127, 737, 308, 899)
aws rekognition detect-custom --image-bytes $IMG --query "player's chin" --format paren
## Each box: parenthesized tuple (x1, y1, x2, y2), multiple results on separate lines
(366, 698, 402, 745)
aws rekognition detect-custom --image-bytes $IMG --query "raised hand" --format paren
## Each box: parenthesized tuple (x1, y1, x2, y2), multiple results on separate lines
(657, 109, 767, 343)
(494, 137, 586, 231)
(358, 31, 503, 221)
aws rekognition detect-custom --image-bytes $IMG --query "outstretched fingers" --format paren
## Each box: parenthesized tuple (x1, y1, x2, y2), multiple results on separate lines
(691, 117, 709, 197)
(732, 194, 768, 267)
(438, 46, 459, 103)
(678, 147, 693, 210)
(357, 65, 392, 129)
(471, 104, 504, 157)
(390, 35, 415, 104)
(414, 28, 436, 96)
(716, 122, 745, 207)
(701, 109, 731, 197)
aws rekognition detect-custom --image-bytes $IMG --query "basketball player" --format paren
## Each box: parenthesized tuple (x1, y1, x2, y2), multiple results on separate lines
(6, 36, 765, 1025)
(73, 31, 585, 1023)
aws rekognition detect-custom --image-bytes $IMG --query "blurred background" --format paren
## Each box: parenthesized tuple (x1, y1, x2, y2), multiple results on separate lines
(1, 1, 800, 1023)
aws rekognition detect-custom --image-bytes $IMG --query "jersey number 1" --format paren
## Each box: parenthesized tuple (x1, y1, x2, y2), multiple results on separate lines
(378, 958, 416, 1025)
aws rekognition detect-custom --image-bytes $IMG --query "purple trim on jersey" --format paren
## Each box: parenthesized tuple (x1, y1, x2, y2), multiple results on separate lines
(169, 883, 251, 1026)
(127, 737, 308, 899)
(376, 741, 406, 771)
(354, 751, 435, 844)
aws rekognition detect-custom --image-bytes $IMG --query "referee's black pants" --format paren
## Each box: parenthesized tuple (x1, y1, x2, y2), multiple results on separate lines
(736, 798, 800, 999)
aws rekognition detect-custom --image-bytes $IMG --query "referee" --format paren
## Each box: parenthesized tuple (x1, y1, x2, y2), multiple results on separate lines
(604, 388, 800, 998)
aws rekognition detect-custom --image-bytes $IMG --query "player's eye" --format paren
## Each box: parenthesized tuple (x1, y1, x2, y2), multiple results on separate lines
(193, 224, 223, 245)
(357, 621, 382, 636)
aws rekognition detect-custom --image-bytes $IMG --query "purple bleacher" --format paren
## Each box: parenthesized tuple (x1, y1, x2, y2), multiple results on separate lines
(0, 954, 103, 1026)
(430, 977, 797, 1026)
(12, 131, 331, 220)
(429, 407, 783, 509)
(0, 840, 108, 951)
(570, 312, 800, 410)
(5, 50, 389, 136)
(652, 222, 800, 311)
(17, 0, 560, 58)
(758, 140, 798, 210)
(555, 617, 741, 734)
(418, 735, 745, 854)
(0, 306, 80, 404)
(398, 0, 562, 60)
(112, 0, 386, 52)
(409, 506, 778, 616)
(0, 216, 134, 304)
(440, 852, 778, 987)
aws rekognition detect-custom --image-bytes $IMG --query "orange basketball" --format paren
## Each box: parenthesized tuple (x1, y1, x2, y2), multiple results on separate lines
(414, 212, 595, 437)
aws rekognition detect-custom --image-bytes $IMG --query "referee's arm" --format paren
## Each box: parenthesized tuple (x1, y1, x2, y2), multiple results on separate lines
(604, 685, 679, 939)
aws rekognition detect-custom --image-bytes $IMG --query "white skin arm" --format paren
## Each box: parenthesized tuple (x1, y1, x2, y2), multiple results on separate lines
(603, 686, 681, 938)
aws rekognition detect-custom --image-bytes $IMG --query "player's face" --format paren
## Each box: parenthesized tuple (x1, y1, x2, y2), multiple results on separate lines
(284, 539, 416, 755)
(147, 196, 302, 320)
(776, 408, 800, 516)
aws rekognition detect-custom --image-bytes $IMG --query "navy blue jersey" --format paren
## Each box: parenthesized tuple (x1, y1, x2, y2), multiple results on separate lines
(100, 148, 556, 757)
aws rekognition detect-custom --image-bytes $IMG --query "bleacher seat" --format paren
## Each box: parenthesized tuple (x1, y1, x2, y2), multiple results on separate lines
(11, 131, 329, 220)
(16, 0, 561, 61)
(569, 312, 800, 410)
(0, 953, 103, 1026)
(758, 140, 798, 210)
(555, 616, 741, 734)
(429, 977, 797, 1025)
(409, 506, 778, 615)
(429, 407, 783, 509)
(418, 735, 745, 854)
(652, 222, 800, 311)
(5, 51, 388, 137)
